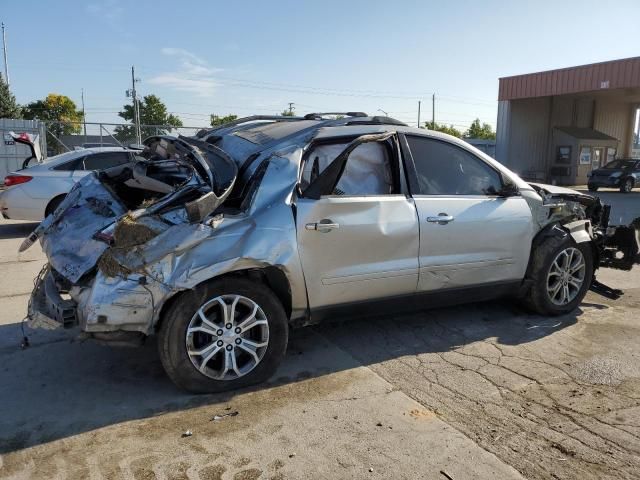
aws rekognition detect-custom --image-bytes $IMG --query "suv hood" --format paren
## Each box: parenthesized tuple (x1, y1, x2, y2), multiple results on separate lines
(20, 135, 238, 283)
(529, 182, 597, 206)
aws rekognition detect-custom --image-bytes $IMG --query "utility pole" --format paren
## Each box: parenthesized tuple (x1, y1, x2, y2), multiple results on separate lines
(417, 100, 421, 128)
(2, 22, 9, 87)
(131, 66, 142, 144)
(81, 88, 87, 141)
(432, 93, 436, 126)
(288, 102, 294, 115)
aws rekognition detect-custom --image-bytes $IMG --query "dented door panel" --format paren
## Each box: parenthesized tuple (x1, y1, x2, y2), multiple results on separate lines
(296, 195, 420, 309)
(414, 196, 534, 291)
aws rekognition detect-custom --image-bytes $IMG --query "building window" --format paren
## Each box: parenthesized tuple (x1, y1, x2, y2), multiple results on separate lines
(556, 146, 571, 164)
(579, 146, 591, 165)
(606, 148, 616, 164)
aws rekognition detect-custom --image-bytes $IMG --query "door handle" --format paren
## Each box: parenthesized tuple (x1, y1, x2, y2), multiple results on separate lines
(426, 214, 454, 225)
(305, 219, 340, 232)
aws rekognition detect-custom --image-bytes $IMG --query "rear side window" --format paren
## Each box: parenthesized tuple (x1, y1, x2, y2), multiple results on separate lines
(52, 158, 84, 171)
(406, 136, 502, 195)
(82, 152, 131, 171)
(302, 142, 394, 196)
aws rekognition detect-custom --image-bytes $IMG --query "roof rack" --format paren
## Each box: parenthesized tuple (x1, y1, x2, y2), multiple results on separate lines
(345, 116, 407, 126)
(303, 112, 367, 120)
(196, 115, 305, 137)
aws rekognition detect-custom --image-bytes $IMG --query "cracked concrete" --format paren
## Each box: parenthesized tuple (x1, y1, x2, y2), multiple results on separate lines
(323, 286, 640, 479)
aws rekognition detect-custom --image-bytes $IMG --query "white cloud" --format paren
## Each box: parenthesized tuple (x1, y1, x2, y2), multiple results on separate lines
(148, 48, 222, 97)
(86, 0, 125, 25)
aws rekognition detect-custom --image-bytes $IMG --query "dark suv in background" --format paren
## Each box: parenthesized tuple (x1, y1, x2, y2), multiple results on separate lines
(588, 159, 640, 193)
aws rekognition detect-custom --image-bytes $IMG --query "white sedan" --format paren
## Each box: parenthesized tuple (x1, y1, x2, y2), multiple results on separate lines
(1, 147, 138, 221)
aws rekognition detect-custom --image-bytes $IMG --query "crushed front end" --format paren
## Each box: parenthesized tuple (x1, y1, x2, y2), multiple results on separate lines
(530, 183, 640, 297)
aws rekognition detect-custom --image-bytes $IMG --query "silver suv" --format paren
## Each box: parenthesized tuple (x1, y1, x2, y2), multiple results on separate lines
(24, 113, 640, 393)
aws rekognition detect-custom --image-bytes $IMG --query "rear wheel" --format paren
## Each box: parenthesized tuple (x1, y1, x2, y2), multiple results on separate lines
(587, 184, 598, 192)
(522, 235, 593, 316)
(158, 277, 288, 393)
(620, 177, 634, 193)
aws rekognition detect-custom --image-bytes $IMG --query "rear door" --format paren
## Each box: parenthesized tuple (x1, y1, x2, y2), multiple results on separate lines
(402, 133, 534, 292)
(296, 133, 420, 310)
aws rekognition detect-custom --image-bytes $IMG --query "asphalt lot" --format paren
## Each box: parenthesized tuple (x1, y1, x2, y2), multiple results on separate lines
(1, 190, 639, 479)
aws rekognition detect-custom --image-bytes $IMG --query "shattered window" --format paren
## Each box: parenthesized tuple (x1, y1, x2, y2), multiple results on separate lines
(406, 136, 502, 196)
(302, 142, 393, 195)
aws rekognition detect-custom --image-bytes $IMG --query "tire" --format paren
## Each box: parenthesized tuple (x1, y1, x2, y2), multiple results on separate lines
(45, 194, 66, 217)
(587, 184, 598, 192)
(620, 177, 634, 193)
(522, 234, 593, 316)
(158, 277, 288, 393)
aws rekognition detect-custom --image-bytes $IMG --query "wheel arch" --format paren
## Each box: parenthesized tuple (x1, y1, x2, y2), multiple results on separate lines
(44, 193, 67, 217)
(523, 221, 597, 284)
(154, 265, 293, 333)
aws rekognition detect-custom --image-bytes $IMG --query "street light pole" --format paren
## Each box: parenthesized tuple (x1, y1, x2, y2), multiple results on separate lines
(131, 66, 142, 144)
(81, 88, 87, 142)
(1, 22, 9, 87)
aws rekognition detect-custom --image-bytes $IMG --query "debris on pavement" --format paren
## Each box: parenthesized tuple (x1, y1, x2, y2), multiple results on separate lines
(212, 411, 239, 421)
(181, 430, 193, 438)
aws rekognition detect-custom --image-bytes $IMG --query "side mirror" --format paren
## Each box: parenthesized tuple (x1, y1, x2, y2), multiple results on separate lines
(498, 182, 519, 197)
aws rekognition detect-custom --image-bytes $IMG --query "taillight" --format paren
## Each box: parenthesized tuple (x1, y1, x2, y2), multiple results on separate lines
(4, 175, 33, 187)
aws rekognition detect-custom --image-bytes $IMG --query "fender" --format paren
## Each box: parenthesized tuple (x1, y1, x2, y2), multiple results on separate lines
(530, 221, 592, 250)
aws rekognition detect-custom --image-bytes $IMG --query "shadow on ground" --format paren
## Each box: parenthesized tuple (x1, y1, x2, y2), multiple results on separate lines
(0, 296, 588, 454)
(0, 221, 38, 240)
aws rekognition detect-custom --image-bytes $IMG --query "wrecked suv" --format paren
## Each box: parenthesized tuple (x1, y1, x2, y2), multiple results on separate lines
(24, 113, 640, 393)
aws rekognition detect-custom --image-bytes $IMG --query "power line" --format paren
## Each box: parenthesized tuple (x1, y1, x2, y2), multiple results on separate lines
(9, 60, 498, 105)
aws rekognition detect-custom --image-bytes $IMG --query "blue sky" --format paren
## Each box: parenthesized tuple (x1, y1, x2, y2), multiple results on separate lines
(3, 0, 640, 131)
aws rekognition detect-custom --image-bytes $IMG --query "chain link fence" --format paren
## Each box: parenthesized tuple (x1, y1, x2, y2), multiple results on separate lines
(44, 121, 209, 157)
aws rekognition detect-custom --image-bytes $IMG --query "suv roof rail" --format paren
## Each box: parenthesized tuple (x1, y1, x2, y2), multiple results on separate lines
(303, 112, 367, 120)
(196, 115, 305, 137)
(345, 116, 408, 126)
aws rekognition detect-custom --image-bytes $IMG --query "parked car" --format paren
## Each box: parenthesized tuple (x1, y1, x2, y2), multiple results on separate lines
(23, 114, 640, 393)
(587, 158, 640, 193)
(1, 147, 141, 221)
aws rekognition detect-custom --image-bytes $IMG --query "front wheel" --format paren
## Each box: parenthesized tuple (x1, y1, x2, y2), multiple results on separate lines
(522, 235, 593, 316)
(158, 277, 288, 393)
(587, 184, 598, 192)
(620, 177, 634, 193)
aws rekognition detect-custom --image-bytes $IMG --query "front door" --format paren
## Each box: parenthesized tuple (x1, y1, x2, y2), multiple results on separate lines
(592, 148, 604, 171)
(402, 134, 534, 292)
(295, 135, 420, 310)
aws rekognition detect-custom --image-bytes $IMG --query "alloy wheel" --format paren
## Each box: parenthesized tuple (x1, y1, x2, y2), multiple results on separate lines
(624, 179, 633, 192)
(546, 247, 586, 306)
(186, 294, 269, 380)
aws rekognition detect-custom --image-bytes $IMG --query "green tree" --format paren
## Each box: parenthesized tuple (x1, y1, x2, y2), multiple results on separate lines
(114, 94, 183, 141)
(23, 94, 83, 152)
(281, 109, 295, 117)
(424, 121, 462, 138)
(0, 76, 21, 119)
(210, 113, 238, 127)
(464, 118, 496, 140)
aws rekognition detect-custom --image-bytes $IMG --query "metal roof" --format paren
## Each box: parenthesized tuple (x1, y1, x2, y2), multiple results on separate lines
(554, 126, 617, 141)
(498, 56, 640, 101)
